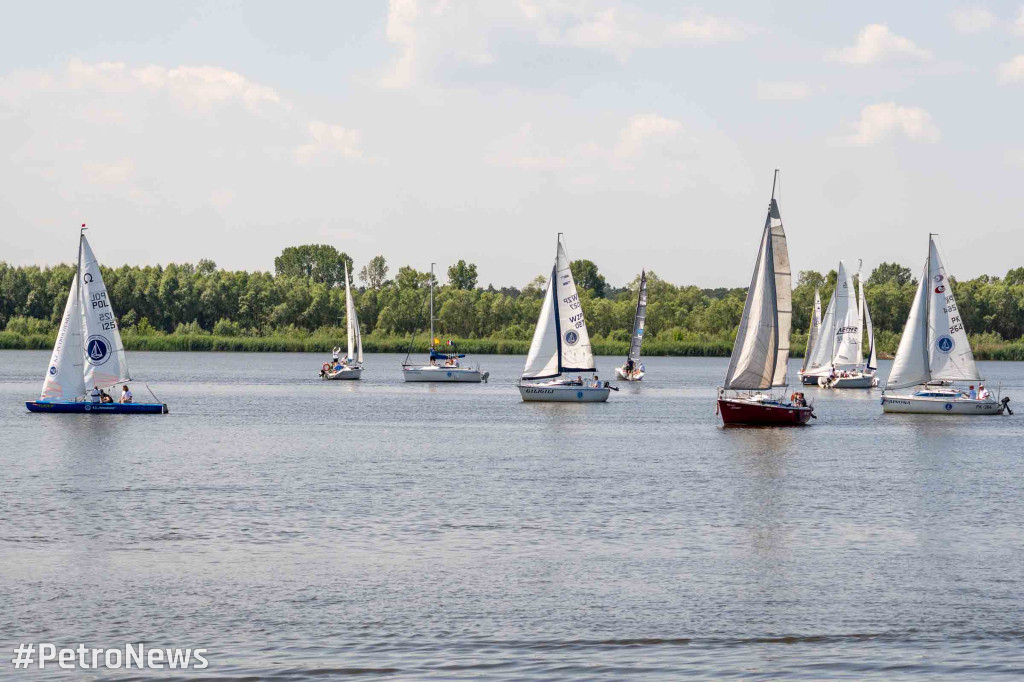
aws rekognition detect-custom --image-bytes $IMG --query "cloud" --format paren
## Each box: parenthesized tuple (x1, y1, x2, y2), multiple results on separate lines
(1016, 6, 1024, 35)
(614, 114, 682, 157)
(828, 24, 932, 65)
(950, 7, 996, 33)
(844, 103, 941, 145)
(82, 158, 135, 185)
(380, 0, 754, 85)
(295, 121, 363, 164)
(997, 55, 1024, 83)
(756, 81, 812, 101)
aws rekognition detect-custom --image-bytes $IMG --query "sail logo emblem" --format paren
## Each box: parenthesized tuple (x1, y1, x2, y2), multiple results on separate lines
(934, 285, 946, 294)
(86, 336, 111, 365)
(936, 335, 955, 353)
(83, 272, 94, 284)
(564, 330, 579, 345)
(48, 365, 57, 376)
(945, 403, 953, 411)
(934, 274, 944, 283)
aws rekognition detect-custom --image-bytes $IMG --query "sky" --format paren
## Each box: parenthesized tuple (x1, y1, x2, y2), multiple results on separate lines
(1, 1, 1023, 288)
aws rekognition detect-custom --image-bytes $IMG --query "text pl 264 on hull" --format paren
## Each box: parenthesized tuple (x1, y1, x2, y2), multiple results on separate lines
(27, 226, 167, 415)
(517, 234, 610, 403)
(717, 171, 812, 426)
(882, 234, 1011, 417)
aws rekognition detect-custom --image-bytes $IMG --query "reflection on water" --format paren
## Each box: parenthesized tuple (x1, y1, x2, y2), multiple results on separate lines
(2, 351, 1024, 678)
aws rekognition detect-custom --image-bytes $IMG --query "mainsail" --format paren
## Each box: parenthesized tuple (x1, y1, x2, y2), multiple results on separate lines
(831, 260, 861, 368)
(801, 288, 822, 373)
(723, 215, 779, 391)
(80, 235, 130, 390)
(344, 264, 363, 363)
(627, 270, 648, 363)
(522, 237, 596, 380)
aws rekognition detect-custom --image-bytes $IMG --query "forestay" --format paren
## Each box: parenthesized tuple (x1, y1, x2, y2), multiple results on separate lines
(80, 236, 130, 390)
(927, 237, 979, 382)
(628, 270, 648, 362)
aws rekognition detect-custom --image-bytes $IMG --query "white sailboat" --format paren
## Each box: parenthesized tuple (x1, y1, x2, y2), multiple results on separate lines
(402, 263, 488, 383)
(321, 264, 363, 380)
(518, 234, 611, 402)
(717, 170, 813, 426)
(802, 261, 878, 388)
(881, 235, 1010, 415)
(26, 227, 167, 414)
(797, 288, 822, 381)
(615, 269, 647, 381)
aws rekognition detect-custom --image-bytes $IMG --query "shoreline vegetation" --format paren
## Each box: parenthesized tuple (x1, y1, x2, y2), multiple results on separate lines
(4, 244, 1024, 360)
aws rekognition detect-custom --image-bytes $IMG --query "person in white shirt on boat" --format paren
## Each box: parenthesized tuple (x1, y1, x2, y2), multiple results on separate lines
(592, 374, 602, 388)
(120, 385, 133, 403)
(332, 347, 341, 362)
(90, 386, 101, 403)
(978, 384, 990, 400)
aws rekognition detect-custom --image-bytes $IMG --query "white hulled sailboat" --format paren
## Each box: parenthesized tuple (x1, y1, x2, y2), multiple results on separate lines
(615, 269, 647, 381)
(518, 234, 611, 402)
(801, 261, 878, 388)
(321, 264, 363, 380)
(402, 263, 488, 383)
(881, 235, 1010, 415)
(26, 227, 167, 414)
(717, 171, 813, 426)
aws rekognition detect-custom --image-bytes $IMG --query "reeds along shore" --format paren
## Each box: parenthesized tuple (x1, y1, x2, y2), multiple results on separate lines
(4, 328, 1024, 360)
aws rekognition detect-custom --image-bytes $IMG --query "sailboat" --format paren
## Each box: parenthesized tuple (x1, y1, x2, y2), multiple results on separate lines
(717, 171, 813, 426)
(800, 261, 878, 388)
(518, 234, 611, 402)
(615, 269, 647, 381)
(797, 288, 822, 382)
(880, 234, 1010, 415)
(402, 263, 488, 383)
(321, 264, 363, 380)
(26, 227, 168, 414)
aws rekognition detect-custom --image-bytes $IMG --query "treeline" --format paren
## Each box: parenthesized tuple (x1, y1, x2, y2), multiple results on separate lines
(3, 244, 1024, 356)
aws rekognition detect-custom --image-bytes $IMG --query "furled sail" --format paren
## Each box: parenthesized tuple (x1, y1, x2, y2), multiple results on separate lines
(39, 270, 85, 400)
(926, 237, 979, 383)
(886, 261, 930, 390)
(79, 235, 129, 390)
(344, 264, 363, 363)
(801, 288, 822, 373)
(627, 270, 648, 363)
(723, 220, 778, 391)
(522, 237, 597, 380)
(831, 260, 861, 368)
(769, 198, 792, 386)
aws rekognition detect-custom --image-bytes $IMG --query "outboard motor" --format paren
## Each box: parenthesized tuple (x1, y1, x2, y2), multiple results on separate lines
(1001, 396, 1012, 415)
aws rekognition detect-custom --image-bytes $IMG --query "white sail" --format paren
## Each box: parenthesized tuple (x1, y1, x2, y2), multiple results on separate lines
(522, 267, 560, 379)
(927, 237, 979, 382)
(886, 261, 930, 390)
(554, 239, 596, 372)
(79, 235, 129, 390)
(627, 270, 647, 362)
(806, 290, 836, 373)
(723, 220, 778, 391)
(40, 267, 85, 401)
(769, 198, 791, 386)
(863, 289, 877, 371)
(800, 288, 822, 373)
(831, 260, 861, 368)
(344, 264, 362, 363)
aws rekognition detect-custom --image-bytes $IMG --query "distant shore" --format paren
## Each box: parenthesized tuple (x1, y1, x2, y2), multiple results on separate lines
(4, 330, 1024, 360)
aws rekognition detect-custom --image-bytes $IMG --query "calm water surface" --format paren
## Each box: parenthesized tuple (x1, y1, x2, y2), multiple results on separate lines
(2, 351, 1023, 679)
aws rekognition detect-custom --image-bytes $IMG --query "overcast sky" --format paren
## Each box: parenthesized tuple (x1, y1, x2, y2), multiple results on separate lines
(2, 1, 1023, 287)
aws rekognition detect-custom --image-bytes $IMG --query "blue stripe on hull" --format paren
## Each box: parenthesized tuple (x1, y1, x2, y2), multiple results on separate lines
(26, 401, 168, 414)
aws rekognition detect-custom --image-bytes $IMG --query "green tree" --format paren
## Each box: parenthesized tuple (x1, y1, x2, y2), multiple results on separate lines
(359, 255, 389, 289)
(569, 259, 606, 297)
(868, 262, 914, 287)
(274, 244, 353, 288)
(447, 260, 478, 290)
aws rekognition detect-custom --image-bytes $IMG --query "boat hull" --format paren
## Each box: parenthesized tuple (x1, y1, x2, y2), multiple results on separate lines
(322, 367, 362, 380)
(717, 398, 813, 426)
(402, 366, 486, 383)
(26, 401, 168, 414)
(881, 395, 1004, 415)
(614, 366, 645, 381)
(519, 384, 610, 402)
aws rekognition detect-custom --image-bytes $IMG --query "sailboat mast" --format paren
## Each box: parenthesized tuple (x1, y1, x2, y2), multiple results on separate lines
(771, 168, 778, 200)
(429, 262, 435, 350)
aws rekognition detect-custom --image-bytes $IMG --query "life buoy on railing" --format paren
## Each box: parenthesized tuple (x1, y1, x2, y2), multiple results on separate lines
(322, 363, 331, 372)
